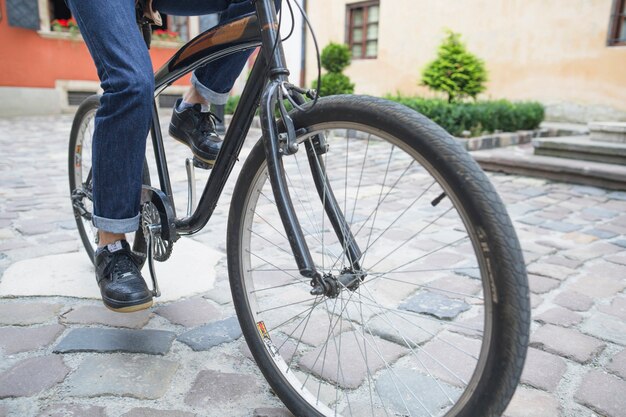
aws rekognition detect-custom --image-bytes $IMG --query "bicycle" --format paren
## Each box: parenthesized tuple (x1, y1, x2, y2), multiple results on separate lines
(68, 1, 530, 415)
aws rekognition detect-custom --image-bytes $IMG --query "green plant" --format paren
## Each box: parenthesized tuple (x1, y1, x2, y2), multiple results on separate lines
(422, 30, 488, 103)
(385, 95, 544, 137)
(321, 43, 352, 73)
(317, 73, 355, 97)
(225, 95, 240, 115)
(313, 43, 355, 96)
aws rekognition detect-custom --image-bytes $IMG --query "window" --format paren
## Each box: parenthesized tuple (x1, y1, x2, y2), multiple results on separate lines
(608, 0, 626, 46)
(346, 1, 379, 59)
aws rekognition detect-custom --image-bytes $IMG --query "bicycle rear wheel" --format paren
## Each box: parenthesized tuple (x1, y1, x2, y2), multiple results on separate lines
(68, 95, 150, 263)
(228, 95, 529, 417)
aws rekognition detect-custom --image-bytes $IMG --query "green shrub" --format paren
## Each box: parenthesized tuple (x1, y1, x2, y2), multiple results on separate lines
(321, 42, 352, 73)
(313, 43, 355, 96)
(225, 95, 240, 115)
(317, 73, 355, 97)
(422, 31, 488, 103)
(386, 95, 544, 137)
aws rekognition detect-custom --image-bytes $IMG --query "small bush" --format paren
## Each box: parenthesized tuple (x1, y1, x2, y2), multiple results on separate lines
(386, 95, 544, 137)
(321, 42, 352, 73)
(314, 43, 355, 96)
(317, 73, 355, 97)
(225, 95, 240, 115)
(422, 31, 488, 103)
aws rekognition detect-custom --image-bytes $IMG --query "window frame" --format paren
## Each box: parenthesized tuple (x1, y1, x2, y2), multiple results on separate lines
(608, 0, 626, 46)
(345, 0, 380, 60)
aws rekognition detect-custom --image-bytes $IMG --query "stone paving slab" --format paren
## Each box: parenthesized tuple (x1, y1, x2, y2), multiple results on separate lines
(0, 302, 63, 326)
(121, 407, 196, 417)
(531, 324, 605, 363)
(177, 316, 242, 351)
(574, 370, 626, 417)
(0, 356, 70, 398)
(53, 328, 176, 355)
(38, 403, 107, 417)
(608, 349, 626, 379)
(184, 370, 262, 408)
(65, 355, 178, 399)
(0, 324, 65, 354)
(61, 305, 152, 329)
(155, 297, 222, 328)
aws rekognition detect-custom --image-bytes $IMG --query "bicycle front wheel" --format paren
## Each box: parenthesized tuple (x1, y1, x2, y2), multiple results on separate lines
(228, 95, 529, 417)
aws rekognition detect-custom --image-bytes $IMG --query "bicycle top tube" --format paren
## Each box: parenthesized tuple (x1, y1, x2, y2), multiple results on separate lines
(154, 12, 261, 95)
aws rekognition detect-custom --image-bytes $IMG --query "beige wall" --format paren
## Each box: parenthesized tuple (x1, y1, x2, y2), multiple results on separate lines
(306, 0, 626, 122)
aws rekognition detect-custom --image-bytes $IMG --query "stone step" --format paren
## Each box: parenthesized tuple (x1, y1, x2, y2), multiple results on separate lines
(471, 144, 626, 190)
(533, 136, 626, 165)
(589, 122, 626, 143)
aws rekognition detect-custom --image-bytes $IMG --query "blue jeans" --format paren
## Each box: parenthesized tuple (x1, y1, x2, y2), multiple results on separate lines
(66, 0, 256, 233)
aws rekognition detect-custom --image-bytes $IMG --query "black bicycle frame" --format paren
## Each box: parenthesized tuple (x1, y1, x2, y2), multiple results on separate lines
(148, 0, 361, 281)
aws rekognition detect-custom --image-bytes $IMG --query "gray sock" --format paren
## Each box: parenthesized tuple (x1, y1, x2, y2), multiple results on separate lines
(177, 99, 195, 112)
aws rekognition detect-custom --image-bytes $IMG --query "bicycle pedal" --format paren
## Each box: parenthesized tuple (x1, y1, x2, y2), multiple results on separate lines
(193, 157, 214, 170)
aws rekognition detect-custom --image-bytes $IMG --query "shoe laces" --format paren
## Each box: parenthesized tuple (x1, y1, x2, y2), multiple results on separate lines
(198, 111, 222, 137)
(109, 250, 139, 280)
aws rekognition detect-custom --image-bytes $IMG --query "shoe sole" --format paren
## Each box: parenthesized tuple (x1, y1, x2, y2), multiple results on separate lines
(102, 297, 153, 313)
(169, 125, 218, 166)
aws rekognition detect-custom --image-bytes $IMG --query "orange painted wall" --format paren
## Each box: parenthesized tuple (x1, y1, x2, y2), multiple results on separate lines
(0, 1, 189, 88)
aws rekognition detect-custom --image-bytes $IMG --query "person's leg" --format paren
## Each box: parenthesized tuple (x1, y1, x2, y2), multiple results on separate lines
(67, 0, 154, 235)
(66, 0, 154, 312)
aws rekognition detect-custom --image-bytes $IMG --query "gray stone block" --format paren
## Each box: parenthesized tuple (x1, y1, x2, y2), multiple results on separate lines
(580, 313, 626, 345)
(0, 302, 62, 325)
(38, 403, 107, 417)
(54, 328, 175, 355)
(155, 297, 222, 327)
(121, 407, 196, 417)
(531, 324, 605, 363)
(177, 316, 242, 351)
(299, 331, 407, 389)
(61, 305, 151, 329)
(0, 355, 70, 398)
(534, 307, 582, 327)
(504, 387, 561, 417)
(184, 370, 261, 407)
(521, 348, 567, 392)
(399, 291, 470, 320)
(375, 368, 462, 416)
(608, 349, 626, 380)
(252, 408, 294, 417)
(575, 370, 626, 417)
(66, 355, 178, 399)
(553, 291, 594, 312)
(598, 296, 626, 320)
(528, 274, 560, 294)
(0, 324, 65, 354)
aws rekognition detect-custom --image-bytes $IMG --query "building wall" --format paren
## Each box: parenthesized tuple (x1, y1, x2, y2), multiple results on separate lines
(0, 0, 196, 116)
(305, 0, 626, 122)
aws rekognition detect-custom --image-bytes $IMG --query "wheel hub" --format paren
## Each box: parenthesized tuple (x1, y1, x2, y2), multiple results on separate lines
(311, 268, 366, 298)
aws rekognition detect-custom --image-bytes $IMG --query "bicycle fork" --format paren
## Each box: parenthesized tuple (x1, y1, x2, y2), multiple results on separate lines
(259, 80, 363, 297)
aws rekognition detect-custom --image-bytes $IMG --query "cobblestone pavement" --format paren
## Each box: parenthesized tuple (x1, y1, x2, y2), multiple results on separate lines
(1, 114, 626, 417)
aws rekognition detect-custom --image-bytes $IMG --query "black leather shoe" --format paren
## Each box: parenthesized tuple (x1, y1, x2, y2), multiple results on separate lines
(95, 240, 153, 313)
(169, 99, 222, 165)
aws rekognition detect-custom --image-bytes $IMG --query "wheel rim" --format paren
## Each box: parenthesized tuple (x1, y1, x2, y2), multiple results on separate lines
(238, 122, 495, 417)
(71, 107, 97, 257)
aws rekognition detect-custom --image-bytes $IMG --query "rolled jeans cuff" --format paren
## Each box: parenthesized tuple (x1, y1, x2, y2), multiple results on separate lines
(92, 213, 141, 234)
(191, 73, 230, 105)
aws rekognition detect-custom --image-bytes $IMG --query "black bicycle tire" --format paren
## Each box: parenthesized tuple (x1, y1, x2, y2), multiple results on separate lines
(68, 94, 150, 264)
(227, 95, 530, 417)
